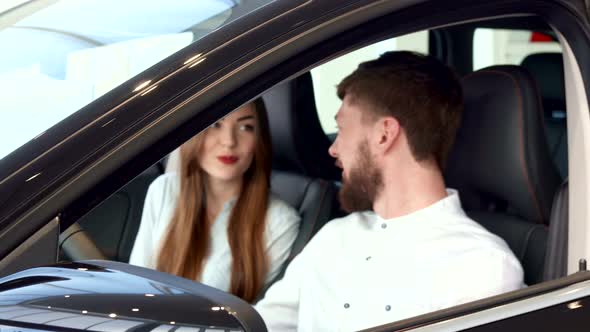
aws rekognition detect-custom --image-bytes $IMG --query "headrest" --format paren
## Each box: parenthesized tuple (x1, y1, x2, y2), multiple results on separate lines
(263, 73, 340, 180)
(446, 65, 561, 223)
(521, 53, 565, 117)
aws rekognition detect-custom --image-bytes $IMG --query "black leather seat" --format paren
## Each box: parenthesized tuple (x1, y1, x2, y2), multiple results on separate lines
(254, 73, 339, 300)
(263, 71, 341, 242)
(74, 163, 163, 262)
(446, 65, 561, 285)
(270, 171, 335, 257)
(263, 72, 341, 181)
(521, 53, 568, 179)
(260, 171, 335, 297)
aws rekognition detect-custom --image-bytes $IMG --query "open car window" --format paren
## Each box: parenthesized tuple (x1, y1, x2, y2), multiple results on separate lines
(473, 28, 562, 70)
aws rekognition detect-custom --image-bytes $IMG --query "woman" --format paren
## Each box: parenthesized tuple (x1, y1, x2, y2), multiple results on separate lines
(129, 98, 300, 302)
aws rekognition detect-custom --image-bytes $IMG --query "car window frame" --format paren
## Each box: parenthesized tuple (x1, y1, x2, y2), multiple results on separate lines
(363, 271, 590, 331)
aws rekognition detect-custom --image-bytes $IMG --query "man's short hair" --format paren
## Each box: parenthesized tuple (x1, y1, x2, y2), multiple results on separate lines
(337, 51, 463, 169)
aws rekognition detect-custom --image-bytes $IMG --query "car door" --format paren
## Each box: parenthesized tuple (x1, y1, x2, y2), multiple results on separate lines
(363, 270, 590, 331)
(1, 0, 590, 330)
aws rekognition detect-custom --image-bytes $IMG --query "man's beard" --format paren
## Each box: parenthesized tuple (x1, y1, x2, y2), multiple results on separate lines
(338, 140, 383, 213)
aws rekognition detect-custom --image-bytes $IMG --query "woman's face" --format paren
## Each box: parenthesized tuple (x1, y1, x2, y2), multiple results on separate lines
(198, 103, 258, 184)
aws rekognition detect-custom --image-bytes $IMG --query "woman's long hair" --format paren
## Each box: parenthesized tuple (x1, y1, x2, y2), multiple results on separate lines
(157, 99, 272, 302)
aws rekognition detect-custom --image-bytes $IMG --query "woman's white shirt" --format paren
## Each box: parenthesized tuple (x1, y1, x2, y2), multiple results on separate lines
(129, 173, 301, 292)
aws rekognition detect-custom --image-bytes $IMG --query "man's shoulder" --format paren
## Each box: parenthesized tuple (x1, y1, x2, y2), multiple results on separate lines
(447, 214, 513, 249)
(309, 211, 373, 242)
(434, 213, 523, 272)
(286, 211, 370, 264)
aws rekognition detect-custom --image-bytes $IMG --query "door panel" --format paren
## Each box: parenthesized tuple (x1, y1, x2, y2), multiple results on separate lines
(0, 217, 59, 278)
(461, 295, 590, 331)
(362, 272, 590, 331)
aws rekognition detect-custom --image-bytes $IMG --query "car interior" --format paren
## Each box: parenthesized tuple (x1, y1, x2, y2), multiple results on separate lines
(58, 15, 570, 301)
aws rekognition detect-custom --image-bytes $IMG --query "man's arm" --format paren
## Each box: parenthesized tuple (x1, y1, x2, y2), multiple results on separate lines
(434, 249, 525, 309)
(255, 247, 308, 332)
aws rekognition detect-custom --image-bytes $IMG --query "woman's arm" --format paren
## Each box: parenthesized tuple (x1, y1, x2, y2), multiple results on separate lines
(264, 200, 300, 285)
(128, 176, 167, 268)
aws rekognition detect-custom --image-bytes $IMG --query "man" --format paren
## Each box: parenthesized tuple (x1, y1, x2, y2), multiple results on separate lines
(255, 51, 524, 331)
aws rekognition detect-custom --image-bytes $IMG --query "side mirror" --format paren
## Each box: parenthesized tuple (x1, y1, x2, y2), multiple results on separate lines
(0, 260, 267, 332)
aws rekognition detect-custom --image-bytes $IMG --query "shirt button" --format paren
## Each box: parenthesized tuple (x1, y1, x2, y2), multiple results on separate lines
(344, 303, 350, 309)
(385, 305, 391, 311)
(381, 223, 387, 229)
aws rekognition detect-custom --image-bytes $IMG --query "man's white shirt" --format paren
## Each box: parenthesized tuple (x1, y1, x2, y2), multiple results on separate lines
(255, 189, 524, 332)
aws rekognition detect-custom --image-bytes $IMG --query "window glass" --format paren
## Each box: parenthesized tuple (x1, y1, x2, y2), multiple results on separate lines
(311, 30, 429, 134)
(473, 28, 561, 70)
(0, 0, 273, 159)
(0, 1, 28, 13)
(474, 28, 567, 179)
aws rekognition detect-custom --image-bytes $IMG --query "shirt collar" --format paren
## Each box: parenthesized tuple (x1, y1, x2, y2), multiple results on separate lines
(367, 188, 464, 231)
(222, 197, 237, 212)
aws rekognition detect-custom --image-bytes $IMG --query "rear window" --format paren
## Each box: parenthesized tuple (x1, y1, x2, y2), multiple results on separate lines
(473, 28, 561, 70)
(311, 30, 429, 135)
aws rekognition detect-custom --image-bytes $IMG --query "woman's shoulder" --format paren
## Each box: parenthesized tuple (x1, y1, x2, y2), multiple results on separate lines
(267, 194, 300, 224)
(147, 173, 180, 201)
(150, 172, 179, 188)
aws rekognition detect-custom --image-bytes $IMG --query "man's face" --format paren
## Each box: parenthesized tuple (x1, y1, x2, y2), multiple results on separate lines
(329, 96, 383, 212)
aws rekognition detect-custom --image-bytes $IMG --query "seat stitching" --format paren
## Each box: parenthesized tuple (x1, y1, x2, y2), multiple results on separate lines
(463, 69, 545, 223)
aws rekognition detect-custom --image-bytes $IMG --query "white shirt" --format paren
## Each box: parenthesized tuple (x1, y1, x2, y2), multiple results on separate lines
(129, 173, 301, 292)
(255, 189, 524, 332)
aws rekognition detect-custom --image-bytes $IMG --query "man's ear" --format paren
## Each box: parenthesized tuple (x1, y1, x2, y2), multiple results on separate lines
(373, 116, 400, 152)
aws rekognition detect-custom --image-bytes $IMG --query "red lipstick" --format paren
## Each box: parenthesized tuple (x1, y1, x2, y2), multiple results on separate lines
(218, 155, 239, 165)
